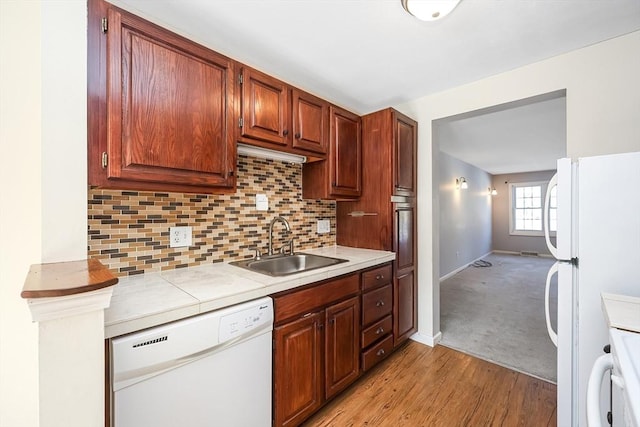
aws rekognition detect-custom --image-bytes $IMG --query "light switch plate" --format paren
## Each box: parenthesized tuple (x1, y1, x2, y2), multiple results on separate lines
(169, 226, 192, 248)
(256, 194, 268, 211)
(317, 219, 330, 234)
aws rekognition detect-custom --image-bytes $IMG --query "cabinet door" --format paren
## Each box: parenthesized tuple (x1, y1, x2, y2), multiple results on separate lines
(274, 312, 324, 427)
(393, 111, 417, 197)
(393, 203, 417, 346)
(330, 105, 362, 197)
(240, 67, 290, 146)
(325, 297, 360, 399)
(292, 89, 328, 154)
(106, 7, 235, 187)
(394, 271, 417, 346)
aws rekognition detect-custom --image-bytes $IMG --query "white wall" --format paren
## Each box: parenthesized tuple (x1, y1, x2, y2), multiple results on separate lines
(0, 2, 42, 426)
(0, 1, 89, 426)
(438, 152, 492, 278)
(396, 30, 640, 342)
(41, 0, 88, 263)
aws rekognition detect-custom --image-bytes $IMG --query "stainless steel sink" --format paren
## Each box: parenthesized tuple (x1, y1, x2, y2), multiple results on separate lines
(230, 253, 348, 277)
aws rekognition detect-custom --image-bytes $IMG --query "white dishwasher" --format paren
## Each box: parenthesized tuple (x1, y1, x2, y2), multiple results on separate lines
(111, 297, 273, 427)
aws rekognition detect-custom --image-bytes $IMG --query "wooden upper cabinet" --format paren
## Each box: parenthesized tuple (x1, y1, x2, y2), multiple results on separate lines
(334, 107, 418, 347)
(393, 111, 417, 197)
(302, 105, 361, 200)
(292, 89, 328, 154)
(239, 67, 290, 146)
(238, 69, 328, 157)
(331, 106, 362, 197)
(90, 3, 236, 192)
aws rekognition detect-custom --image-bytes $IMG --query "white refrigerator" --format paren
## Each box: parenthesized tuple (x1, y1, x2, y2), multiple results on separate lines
(543, 151, 640, 427)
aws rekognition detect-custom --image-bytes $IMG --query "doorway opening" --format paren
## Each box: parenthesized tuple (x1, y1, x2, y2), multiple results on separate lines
(432, 90, 566, 382)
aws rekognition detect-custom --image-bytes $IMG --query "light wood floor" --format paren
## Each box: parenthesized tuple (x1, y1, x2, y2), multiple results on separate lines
(303, 341, 557, 427)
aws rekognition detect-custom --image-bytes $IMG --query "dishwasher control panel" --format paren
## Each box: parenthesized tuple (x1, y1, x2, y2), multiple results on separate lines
(219, 298, 273, 343)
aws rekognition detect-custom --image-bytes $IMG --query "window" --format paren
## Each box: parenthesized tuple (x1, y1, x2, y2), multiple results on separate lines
(509, 181, 555, 236)
(549, 186, 557, 232)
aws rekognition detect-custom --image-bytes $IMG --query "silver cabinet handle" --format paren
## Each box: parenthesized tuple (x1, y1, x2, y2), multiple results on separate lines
(375, 327, 384, 335)
(376, 349, 385, 357)
(376, 300, 385, 307)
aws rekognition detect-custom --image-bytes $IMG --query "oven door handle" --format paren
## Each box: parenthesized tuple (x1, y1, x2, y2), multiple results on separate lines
(587, 353, 613, 427)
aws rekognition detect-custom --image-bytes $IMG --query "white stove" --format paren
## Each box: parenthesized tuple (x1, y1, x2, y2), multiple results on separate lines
(587, 293, 640, 427)
(609, 328, 640, 427)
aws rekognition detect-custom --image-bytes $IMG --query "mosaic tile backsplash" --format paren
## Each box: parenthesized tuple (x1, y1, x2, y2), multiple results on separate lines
(88, 155, 336, 276)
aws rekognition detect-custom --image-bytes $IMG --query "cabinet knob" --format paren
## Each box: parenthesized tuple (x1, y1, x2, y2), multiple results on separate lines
(329, 318, 335, 325)
(317, 323, 324, 330)
(283, 129, 289, 136)
(375, 274, 383, 280)
(376, 349, 385, 357)
(295, 133, 301, 139)
(375, 327, 384, 335)
(376, 300, 385, 307)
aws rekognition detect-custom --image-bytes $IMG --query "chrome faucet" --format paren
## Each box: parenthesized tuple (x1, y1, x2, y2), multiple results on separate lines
(268, 216, 291, 256)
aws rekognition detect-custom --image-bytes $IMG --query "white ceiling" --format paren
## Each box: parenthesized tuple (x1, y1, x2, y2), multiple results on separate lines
(109, 0, 639, 173)
(435, 92, 567, 175)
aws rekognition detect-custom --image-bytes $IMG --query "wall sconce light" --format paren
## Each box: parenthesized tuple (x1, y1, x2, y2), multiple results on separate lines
(488, 187, 498, 196)
(456, 177, 468, 190)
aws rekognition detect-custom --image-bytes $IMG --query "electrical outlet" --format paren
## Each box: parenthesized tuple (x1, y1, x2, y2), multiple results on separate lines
(169, 226, 192, 248)
(317, 219, 330, 234)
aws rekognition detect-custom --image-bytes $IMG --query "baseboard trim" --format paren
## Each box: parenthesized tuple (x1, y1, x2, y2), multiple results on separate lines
(440, 251, 492, 282)
(411, 331, 442, 347)
(491, 249, 519, 255)
(492, 249, 554, 258)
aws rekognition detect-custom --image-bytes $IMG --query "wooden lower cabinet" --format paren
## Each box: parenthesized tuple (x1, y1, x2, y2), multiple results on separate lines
(274, 313, 324, 427)
(325, 297, 360, 400)
(394, 270, 417, 345)
(361, 334, 394, 372)
(272, 265, 402, 426)
(273, 275, 360, 427)
(360, 263, 394, 372)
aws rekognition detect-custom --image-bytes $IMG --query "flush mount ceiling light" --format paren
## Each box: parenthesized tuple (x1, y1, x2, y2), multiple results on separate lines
(401, 0, 462, 21)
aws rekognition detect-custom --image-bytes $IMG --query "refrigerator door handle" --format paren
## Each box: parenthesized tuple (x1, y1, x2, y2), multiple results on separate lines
(544, 172, 558, 258)
(545, 261, 558, 347)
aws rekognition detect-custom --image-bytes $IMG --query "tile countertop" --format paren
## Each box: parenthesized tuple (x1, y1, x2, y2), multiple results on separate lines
(105, 246, 396, 339)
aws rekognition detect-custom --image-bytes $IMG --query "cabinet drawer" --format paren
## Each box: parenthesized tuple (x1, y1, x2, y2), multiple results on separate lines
(362, 284, 392, 326)
(274, 274, 359, 323)
(361, 334, 393, 372)
(361, 315, 392, 349)
(362, 264, 392, 291)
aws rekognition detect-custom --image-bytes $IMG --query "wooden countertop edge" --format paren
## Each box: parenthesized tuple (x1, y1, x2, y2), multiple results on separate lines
(21, 258, 119, 299)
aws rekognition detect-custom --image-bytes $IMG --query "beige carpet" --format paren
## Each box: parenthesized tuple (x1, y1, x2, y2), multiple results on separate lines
(439, 253, 558, 383)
